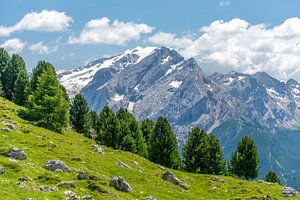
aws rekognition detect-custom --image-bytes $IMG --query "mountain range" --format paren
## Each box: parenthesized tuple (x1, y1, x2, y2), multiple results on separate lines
(58, 46, 300, 190)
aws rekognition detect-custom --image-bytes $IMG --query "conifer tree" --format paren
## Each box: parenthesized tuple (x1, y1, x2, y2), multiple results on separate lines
(2, 54, 26, 100)
(89, 110, 99, 130)
(0, 48, 10, 77)
(30, 61, 55, 92)
(70, 94, 90, 134)
(207, 135, 226, 175)
(97, 106, 121, 149)
(229, 136, 259, 180)
(265, 171, 280, 184)
(140, 118, 155, 143)
(27, 65, 69, 132)
(182, 128, 210, 173)
(12, 67, 30, 105)
(148, 117, 181, 169)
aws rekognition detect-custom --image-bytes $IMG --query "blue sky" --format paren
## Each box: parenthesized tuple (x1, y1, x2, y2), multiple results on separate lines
(0, 0, 300, 80)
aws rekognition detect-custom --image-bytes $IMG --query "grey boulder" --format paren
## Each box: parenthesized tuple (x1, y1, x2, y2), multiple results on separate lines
(282, 186, 297, 197)
(162, 171, 189, 190)
(6, 147, 26, 160)
(109, 177, 133, 192)
(43, 160, 71, 172)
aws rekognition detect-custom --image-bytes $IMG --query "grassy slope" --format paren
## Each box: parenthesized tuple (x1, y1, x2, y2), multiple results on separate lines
(0, 97, 296, 200)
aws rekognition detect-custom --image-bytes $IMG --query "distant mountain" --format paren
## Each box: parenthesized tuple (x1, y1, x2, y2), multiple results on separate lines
(58, 46, 300, 190)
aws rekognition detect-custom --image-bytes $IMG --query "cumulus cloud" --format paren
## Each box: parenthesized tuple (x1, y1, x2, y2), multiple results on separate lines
(0, 38, 25, 53)
(148, 18, 300, 80)
(68, 17, 154, 45)
(28, 42, 58, 54)
(0, 10, 72, 37)
(219, 0, 230, 7)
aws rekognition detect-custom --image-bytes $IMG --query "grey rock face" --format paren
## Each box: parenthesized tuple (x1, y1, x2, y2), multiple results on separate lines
(282, 186, 297, 197)
(6, 147, 26, 160)
(43, 160, 71, 172)
(109, 177, 133, 192)
(162, 171, 189, 190)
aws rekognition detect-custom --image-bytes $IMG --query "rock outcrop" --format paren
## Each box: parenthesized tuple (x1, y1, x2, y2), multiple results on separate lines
(6, 147, 26, 160)
(282, 186, 297, 197)
(162, 171, 189, 190)
(110, 177, 133, 192)
(43, 160, 71, 172)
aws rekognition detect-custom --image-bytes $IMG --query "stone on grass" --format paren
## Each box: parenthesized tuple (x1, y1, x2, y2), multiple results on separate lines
(78, 170, 87, 180)
(0, 167, 4, 174)
(93, 144, 105, 155)
(82, 195, 93, 200)
(58, 181, 76, 188)
(4, 123, 17, 131)
(40, 185, 58, 192)
(146, 196, 156, 200)
(116, 161, 131, 169)
(6, 147, 26, 160)
(43, 160, 71, 172)
(282, 186, 297, 197)
(162, 171, 189, 190)
(0, 128, 10, 132)
(211, 176, 224, 183)
(110, 177, 133, 192)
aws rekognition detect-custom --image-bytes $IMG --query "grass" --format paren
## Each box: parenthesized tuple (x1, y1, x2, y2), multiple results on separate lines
(0, 97, 297, 199)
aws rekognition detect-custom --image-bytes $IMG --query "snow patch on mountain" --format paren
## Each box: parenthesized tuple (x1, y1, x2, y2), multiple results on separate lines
(169, 80, 182, 88)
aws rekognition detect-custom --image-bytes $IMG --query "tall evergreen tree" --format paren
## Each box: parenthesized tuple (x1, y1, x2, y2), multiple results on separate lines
(116, 108, 147, 157)
(140, 118, 155, 143)
(27, 65, 69, 132)
(89, 110, 99, 130)
(148, 117, 181, 169)
(2, 54, 26, 100)
(70, 94, 90, 134)
(30, 61, 56, 92)
(0, 48, 10, 77)
(265, 171, 280, 184)
(207, 135, 226, 175)
(229, 136, 259, 180)
(182, 128, 210, 173)
(12, 67, 30, 105)
(97, 106, 121, 149)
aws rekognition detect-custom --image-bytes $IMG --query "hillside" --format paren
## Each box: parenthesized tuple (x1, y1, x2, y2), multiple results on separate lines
(0, 97, 295, 200)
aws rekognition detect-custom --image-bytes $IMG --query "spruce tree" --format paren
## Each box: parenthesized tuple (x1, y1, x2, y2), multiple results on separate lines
(265, 171, 280, 184)
(140, 118, 155, 143)
(182, 128, 210, 173)
(31, 61, 56, 92)
(12, 67, 29, 105)
(116, 108, 147, 157)
(89, 110, 99, 130)
(207, 135, 226, 175)
(97, 106, 121, 149)
(0, 48, 10, 76)
(27, 65, 69, 132)
(2, 54, 26, 100)
(70, 94, 90, 134)
(148, 117, 181, 169)
(229, 136, 259, 180)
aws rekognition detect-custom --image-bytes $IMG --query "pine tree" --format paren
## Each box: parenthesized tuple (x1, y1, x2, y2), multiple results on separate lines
(97, 106, 121, 149)
(12, 67, 30, 105)
(207, 135, 226, 175)
(70, 94, 90, 134)
(229, 136, 259, 180)
(31, 61, 56, 92)
(89, 110, 99, 130)
(0, 48, 10, 76)
(140, 118, 155, 143)
(27, 65, 69, 132)
(182, 128, 210, 173)
(2, 54, 26, 100)
(116, 108, 147, 157)
(148, 117, 181, 169)
(265, 171, 281, 184)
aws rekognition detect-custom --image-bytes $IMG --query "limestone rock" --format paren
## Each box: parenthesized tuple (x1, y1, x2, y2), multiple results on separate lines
(116, 161, 131, 169)
(6, 147, 26, 160)
(43, 160, 71, 172)
(162, 171, 189, 190)
(211, 176, 224, 183)
(146, 196, 156, 200)
(57, 181, 76, 188)
(78, 170, 87, 180)
(0, 167, 5, 174)
(82, 196, 93, 200)
(40, 185, 58, 192)
(110, 177, 133, 192)
(4, 123, 17, 131)
(282, 186, 297, 197)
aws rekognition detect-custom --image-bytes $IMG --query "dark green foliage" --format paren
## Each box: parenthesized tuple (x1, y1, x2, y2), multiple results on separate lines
(27, 65, 69, 132)
(148, 116, 181, 169)
(97, 106, 121, 149)
(30, 60, 56, 92)
(89, 110, 99, 130)
(140, 118, 155, 143)
(0, 48, 10, 76)
(0, 81, 2, 96)
(12, 67, 29, 105)
(61, 85, 70, 103)
(229, 136, 259, 180)
(2, 54, 26, 100)
(265, 171, 280, 184)
(116, 108, 147, 157)
(70, 94, 90, 134)
(182, 128, 225, 174)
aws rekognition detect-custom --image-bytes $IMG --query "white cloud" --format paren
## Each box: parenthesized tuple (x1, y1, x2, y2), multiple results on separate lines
(29, 42, 58, 54)
(0, 38, 25, 53)
(148, 18, 300, 80)
(219, 0, 230, 7)
(0, 10, 72, 37)
(68, 17, 154, 45)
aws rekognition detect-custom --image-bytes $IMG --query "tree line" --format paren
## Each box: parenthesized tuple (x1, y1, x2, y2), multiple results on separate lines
(0, 48, 280, 183)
